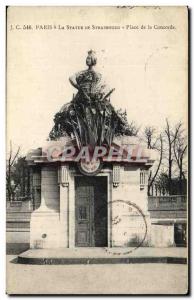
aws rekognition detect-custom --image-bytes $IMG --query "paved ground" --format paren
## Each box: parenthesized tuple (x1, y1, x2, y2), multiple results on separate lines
(18, 246, 188, 258)
(6, 255, 188, 295)
(18, 247, 187, 264)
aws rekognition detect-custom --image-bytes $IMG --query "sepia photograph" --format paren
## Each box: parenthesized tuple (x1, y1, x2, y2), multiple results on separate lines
(6, 6, 188, 295)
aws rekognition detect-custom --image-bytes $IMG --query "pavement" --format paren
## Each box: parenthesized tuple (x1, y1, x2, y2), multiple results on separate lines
(6, 254, 188, 294)
(17, 247, 188, 265)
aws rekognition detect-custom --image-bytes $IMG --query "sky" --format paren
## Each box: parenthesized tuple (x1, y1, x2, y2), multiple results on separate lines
(7, 6, 188, 155)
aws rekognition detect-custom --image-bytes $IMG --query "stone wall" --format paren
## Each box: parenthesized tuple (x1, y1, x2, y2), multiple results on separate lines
(6, 200, 32, 253)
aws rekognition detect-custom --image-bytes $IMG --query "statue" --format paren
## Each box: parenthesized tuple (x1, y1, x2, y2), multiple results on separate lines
(49, 50, 135, 148)
(69, 50, 114, 104)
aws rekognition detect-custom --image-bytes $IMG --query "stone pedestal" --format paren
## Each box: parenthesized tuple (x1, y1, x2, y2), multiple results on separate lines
(30, 166, 71, 249)
(30, 196, 61, 249)
(30, 166, 61, 249)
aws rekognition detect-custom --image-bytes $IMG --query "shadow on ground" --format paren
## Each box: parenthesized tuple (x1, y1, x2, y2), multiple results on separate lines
(6, 243, 30, 255)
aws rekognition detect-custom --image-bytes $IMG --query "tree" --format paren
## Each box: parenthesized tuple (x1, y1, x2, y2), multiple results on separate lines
(164, 119, 182, 194)
(6, 142, 31, 201)
(144, 126, 157, 149)
(142, 120, 187, 196)
(6, 142, 20, 201)
(115, 110, 139, 136)
(173, 130, 187, 194)
(155, 172, 169, 195)
(143, 126, 163, 195)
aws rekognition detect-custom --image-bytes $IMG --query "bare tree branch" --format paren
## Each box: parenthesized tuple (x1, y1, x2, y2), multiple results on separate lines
(148, 135, 163, 195)
(10, 146, 21, 167)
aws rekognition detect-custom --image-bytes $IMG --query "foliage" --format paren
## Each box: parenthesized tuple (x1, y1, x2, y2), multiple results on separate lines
(155, 172, 187, 195)
(6, 143, 30, 201)
(49, 96, 138, 148)
(155, 172, 169, 194)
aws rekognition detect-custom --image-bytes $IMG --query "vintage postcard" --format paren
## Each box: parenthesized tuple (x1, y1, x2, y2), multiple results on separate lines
(6, 6, 188, 294)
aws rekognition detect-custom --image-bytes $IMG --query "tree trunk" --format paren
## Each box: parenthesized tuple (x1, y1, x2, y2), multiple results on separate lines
(179, 159, 183, 194)
(168, 149, 172, 195)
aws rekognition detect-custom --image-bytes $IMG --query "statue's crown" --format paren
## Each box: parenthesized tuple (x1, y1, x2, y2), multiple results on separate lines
(88, 50, 96, 56)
